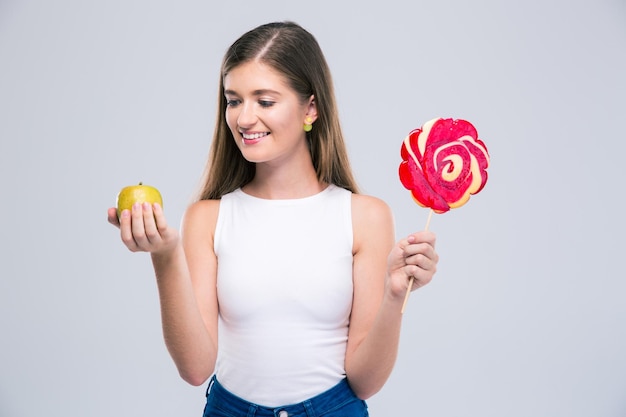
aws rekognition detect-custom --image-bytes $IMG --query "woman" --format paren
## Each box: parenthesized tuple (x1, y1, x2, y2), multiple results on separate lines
(108, 21, 438, 417)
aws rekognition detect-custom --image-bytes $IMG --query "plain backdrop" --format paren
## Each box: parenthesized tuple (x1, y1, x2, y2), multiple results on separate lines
(1, 1, 625, 416)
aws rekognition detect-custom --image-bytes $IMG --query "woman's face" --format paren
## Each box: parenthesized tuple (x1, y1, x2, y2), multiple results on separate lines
(223, 60, 316, 165)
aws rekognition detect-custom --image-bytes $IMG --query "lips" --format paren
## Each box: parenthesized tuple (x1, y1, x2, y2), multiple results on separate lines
(241, 131, 269, 144)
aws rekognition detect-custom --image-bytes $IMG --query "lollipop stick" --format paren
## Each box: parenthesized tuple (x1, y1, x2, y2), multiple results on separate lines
(423, 209, 433, 230)
(401, 209, 433, 314)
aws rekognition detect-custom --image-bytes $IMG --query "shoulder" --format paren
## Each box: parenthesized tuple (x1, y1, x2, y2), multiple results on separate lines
(351, 193, 395, 252)
(351, 193, 393, 225)
(181, 199, 221, 242)
(183, 199, 221, 222)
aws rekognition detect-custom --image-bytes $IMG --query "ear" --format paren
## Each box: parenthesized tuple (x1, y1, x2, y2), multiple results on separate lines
(305, 95, 318, 122)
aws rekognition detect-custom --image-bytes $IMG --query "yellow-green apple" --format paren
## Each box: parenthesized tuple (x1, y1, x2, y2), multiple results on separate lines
(116, 182, 163, 218)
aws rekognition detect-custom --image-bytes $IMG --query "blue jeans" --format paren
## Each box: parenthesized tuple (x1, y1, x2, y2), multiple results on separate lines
(202, 375, 369, 417)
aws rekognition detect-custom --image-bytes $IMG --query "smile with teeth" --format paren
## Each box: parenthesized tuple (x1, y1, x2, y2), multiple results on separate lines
(241, 132, 270, 140)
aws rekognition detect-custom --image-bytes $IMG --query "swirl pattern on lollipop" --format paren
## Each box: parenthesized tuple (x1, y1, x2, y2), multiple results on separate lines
(400, 117, 490, 213)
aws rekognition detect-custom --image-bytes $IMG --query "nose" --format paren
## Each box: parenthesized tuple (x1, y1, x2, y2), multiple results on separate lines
(237, 101, 257, 129)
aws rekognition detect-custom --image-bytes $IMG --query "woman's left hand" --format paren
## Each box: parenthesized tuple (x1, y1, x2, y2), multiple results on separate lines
(386, 231, 439, 299)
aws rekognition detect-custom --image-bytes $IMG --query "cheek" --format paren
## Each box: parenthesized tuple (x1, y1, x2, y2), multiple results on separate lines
(281, 109, 306, 133)
(225, 109, 238, 133)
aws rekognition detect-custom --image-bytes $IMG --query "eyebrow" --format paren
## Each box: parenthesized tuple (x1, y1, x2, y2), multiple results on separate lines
(224, 89, 282, 96)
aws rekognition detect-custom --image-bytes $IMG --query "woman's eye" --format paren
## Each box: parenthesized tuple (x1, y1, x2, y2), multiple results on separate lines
(226, 99, 240, 107)
(259, 100, 274, 108)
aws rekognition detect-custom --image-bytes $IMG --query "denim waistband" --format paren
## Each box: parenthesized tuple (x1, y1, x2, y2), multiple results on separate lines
(205, 375, 363, 417)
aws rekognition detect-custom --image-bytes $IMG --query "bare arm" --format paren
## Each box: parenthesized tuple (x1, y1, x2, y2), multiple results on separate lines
(344, 195, 438, 399)
(107, 201, 220, 386)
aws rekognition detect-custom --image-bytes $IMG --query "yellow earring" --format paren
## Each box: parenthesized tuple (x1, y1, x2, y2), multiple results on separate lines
(303, 116, 313, 132)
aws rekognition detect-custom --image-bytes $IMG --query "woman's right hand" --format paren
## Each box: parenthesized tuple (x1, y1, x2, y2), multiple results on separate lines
(107, 202, 179, 255)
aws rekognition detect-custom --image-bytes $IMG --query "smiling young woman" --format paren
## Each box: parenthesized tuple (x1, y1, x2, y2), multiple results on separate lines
(223, 60, 318, 187)
(107, 21, 439, 417)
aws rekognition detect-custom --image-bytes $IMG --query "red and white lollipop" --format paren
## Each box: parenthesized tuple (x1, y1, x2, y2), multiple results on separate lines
(399, 117, 490, 312)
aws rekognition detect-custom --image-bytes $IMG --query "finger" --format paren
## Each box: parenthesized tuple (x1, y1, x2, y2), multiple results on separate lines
(402, 242, 436, 262)
(405, 253, 435, 271)
(407, 241, 439, 265)
(152, 203, 169, 233)
(404, 264, 435, 290)
(119, 208, 139, 251)
(399, 232, 435, 257)
(142, 202, 162, 245)
(129, 203, 150, 248)
(107, 207, 121, 228)
(407, 231, 436, 248)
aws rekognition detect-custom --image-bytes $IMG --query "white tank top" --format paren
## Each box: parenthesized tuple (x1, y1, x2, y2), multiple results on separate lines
(213, 184, 354, 406)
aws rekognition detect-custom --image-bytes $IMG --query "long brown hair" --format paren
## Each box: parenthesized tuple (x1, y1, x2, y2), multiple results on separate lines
(196, 21, 359, 200)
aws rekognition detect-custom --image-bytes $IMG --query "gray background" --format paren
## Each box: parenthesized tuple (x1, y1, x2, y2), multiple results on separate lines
(1, 0, 625, 416)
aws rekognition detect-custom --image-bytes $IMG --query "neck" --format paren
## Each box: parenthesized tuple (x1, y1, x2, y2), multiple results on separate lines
(244, 158, 325, 200)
